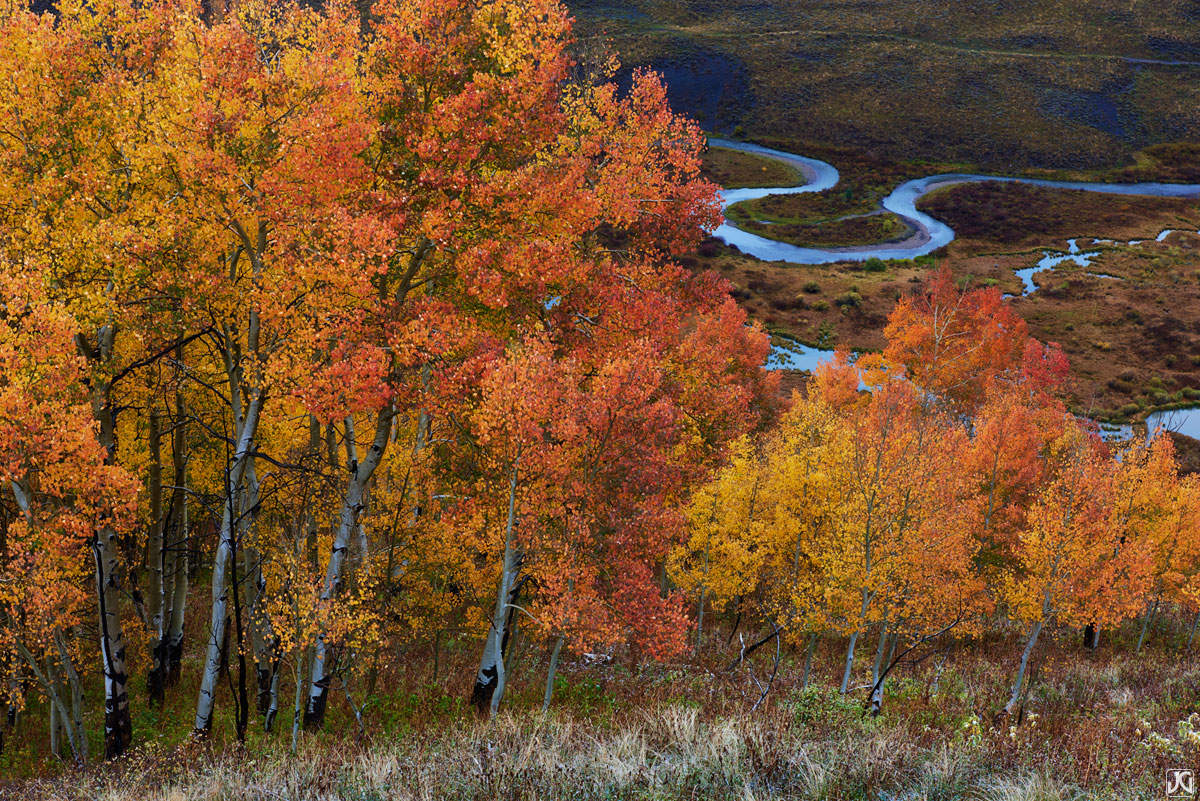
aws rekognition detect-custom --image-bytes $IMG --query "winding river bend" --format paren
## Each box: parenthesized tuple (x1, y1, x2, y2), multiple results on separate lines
(711, 137, 1200, 264)
(725, 138, 1200, 438)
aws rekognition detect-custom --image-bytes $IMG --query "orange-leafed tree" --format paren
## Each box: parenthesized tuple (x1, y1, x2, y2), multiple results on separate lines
(997, 423, 1153, 718)
(883, 268, 1030, 411)
(0, 267, 138, 762)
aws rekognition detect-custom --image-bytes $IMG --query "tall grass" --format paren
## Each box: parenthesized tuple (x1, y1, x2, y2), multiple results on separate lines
(4, 624, 1198, 800)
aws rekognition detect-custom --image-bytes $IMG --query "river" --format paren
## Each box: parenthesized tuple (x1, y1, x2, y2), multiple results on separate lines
(710, 138, 1200, 265)
(732, 138, 1200, 438)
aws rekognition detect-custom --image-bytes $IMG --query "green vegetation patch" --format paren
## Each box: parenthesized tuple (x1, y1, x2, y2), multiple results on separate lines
(699, 146, 801, 189)
(725, 186, 878, 225)
(735, 211, 911, 248)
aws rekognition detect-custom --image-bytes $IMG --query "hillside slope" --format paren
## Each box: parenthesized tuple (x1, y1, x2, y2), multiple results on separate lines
(571, 0, 1200, 169)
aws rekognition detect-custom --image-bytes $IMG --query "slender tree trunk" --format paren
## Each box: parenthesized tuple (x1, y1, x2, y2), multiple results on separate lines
(166, 381, 189, 686)
(193, 390, 264, 736)
(869, 633, 900, 717)
(53, 629, 87, 763)
(1002, 620, 1043, 718)
(229, 514, 250, 744)
(11, 638, 84, 764)
(146, 408, 168, 704)
(1136, 596, 1159, 654)
(1187, 611, 1200, 650)
(801, 633, 817, 691)
(264, 651, 281, 732)
(840, 631, 860, 695)
(472, 464, 521, 717)
(47, 662, 62, 760)
(94, 521, 132, 758)
(306, 416, 321, 572)
(930, 653, 947, 695)
(291, 649, 306, 755)
(87, 339, 133, 759)
(542, 636, 565, 713)
(871, 622, 888, 687)
(304, 410, 394, 729)
(885, 632, 899, 669)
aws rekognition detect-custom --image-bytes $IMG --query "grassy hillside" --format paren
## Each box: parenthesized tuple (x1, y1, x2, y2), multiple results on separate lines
(7, 622, 1200, 799)
(571, 0, 1200, 170)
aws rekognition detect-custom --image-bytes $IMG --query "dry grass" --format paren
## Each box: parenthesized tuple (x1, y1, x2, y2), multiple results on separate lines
(5, 623, 1200, 800)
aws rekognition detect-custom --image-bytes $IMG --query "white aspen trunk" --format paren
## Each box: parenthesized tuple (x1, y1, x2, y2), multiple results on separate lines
(840, 631, 860, 695)
(304, 410, 393, 729)
(1136, 596, 1159, 654)
(244, 541, 276, 719)
(1002, 619, 1043, 718)
(52, 629, 87, 763)
(542, 636, 565, 713)
(239, 460, 276, 722)
(87, 323, 132, 758)
(291, 649, 306, 755)
(11, 638, 83, 764)
(931, 654, 947, 695)
(472, 464, 521, 717)
(146, 407, 167, 703)
(94, 521, 131, 758)
(871, 622, 888, 687)
(801, 633, 817, 691)
(47, 662, 62, 760)
(166, 472, 189, 682)
(165, 378, 189, 685)
(870, 631, 897, 717)
(265, 658, 281, 732)
(193, 390, 264, 735)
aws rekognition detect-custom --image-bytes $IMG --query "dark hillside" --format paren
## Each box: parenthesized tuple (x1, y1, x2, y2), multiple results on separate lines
(571, 0, 1200, 170)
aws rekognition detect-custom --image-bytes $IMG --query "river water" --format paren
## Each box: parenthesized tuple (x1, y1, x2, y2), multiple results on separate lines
(710, 138, 1200, 265)
(730, 139, 1200, 438)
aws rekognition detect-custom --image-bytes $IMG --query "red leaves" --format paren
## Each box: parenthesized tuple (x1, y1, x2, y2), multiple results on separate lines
(884, 266, 1030, 411)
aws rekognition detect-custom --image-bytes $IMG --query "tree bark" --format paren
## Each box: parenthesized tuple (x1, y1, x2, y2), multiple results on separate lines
(1136, 597, 1159, 654)
(304, 409, 394, 729)
(86, 322, 133, 759)
(542, 636, 565, 713)
(146, 407, 168, 704)
(840, 631, 860, 695)
(165, 378, 189, 687)
(53, 629, 87, 763)
(801, 633, 817, 691)
(871, 622, 889, 688)
(94, 521, 132, 758)
(192, 389, 264, 736)
(1001, 620, 1043, 719)
(11, 636, 85, 764)
(472, 464, 522, 717)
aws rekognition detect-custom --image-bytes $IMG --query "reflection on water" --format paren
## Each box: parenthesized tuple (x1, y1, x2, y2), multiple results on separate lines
(766, 339, 837, 372)
(1011, 242, 1101, 296)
